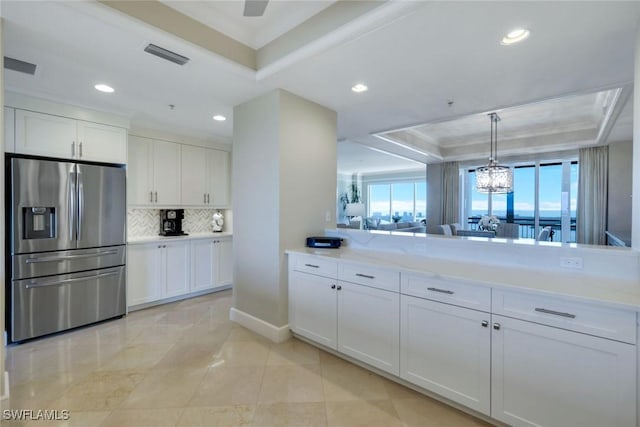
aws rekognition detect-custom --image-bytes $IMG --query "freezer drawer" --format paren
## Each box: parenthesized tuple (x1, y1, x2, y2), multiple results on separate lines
(12, 245, 126, 280)
(11, 266, 125, 342)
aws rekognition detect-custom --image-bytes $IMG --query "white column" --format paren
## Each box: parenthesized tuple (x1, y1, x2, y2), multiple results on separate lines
(632, 24, 640, 249)
(231, 89, 337, 340)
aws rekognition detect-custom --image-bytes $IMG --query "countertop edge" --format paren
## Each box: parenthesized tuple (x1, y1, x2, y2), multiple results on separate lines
(128, 232, 233, 244)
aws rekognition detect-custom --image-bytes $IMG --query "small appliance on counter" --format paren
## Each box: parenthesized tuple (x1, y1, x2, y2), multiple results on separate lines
(212, 210, 224, 232)
(160, 209, 188, 236)
(306, 236, 343, 249)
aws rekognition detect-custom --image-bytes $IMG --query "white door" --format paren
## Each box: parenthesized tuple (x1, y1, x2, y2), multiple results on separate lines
(127, 243, 162, 306)
(491, 315, 636, 427)
(127, 136, 154, 206)
(153, 140, 181, 205)
(77, 120, 127, 164)
(15, 109, 77, 159)
(208, 149, 230, 207)
(400, 295, 491, 415)
(163, 241, 190, 298)
(191, 239, 215, 292)
(338, 281, 400, 375)
(181, 145, 208, 206)
(289, 271, 337, 349)
(215, 238, 233, 287)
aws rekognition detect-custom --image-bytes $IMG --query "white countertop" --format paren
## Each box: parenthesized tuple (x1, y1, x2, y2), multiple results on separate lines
(128, 231, 233, 244)
(286, 247, 640, 311)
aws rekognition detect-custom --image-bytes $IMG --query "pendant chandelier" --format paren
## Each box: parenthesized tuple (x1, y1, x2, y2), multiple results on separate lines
(475, 112, 513, 193)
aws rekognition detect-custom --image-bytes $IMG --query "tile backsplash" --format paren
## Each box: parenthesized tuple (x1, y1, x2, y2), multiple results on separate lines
(127, 208, 229, 237)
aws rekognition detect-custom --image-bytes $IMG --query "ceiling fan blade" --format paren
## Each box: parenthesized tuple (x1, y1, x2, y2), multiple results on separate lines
(244, 0, 269, 16)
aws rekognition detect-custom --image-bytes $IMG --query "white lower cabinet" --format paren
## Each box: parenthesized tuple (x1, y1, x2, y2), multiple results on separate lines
(191, 237, 233, 292)
(338, 281, 400, 375)
(491, 314, 636, 427)
(289, 270, 338, 348)
(127, 241, 189, 307)
(400, 295, 491, 415)
(289, 258, 400, 376)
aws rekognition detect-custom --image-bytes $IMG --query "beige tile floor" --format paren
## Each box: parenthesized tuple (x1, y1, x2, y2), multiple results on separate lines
(1, 290, 492, 426)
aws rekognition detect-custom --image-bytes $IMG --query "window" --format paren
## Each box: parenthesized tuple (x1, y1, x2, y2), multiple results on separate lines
(366, 179, 426, 223)
(465, 160, 578, 242)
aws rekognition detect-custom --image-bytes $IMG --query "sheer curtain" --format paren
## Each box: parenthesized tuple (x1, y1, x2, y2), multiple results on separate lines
(441, 161, 460, 224)
(577, 146, 608, 245)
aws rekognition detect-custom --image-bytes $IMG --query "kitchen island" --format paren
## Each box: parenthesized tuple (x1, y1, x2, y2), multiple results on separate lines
(287, 229, 640, 427)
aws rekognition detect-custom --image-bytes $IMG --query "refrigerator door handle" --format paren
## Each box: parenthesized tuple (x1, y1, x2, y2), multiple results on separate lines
(68, 167, 76, 241)
(78, 170, 84, 241)
(24, 250, 120, 264)
(25, 270, 120, 289)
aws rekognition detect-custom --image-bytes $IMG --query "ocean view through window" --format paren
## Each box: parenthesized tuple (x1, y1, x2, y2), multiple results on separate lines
(465, 161, 578, 242)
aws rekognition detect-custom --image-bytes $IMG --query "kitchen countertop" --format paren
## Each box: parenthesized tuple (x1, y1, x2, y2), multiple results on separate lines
(286, 247, 640, 312)
(128, 231, 233, 244)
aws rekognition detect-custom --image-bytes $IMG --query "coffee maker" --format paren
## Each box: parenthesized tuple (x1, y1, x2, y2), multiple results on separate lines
(159, 209, 187, 236)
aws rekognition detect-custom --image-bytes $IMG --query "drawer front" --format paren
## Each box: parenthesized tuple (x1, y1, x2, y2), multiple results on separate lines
(338, 262, 399, 292)
(492, 289, 636, 344)
(401, 272, 491, 312)
(292, 255, 338, 278)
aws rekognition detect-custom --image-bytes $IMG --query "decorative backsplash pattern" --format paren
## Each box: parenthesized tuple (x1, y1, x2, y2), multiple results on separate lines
(127, 208, 228, 237)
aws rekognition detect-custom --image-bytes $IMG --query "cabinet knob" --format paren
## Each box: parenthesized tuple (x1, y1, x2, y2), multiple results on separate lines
(481, 320, 489, 328)
(331, 284, 336, 289)
(336, 285, 342, 291)
(79, 141, 83, 157)
(493, 323, 501, 330)
(157, 245, 161, 248)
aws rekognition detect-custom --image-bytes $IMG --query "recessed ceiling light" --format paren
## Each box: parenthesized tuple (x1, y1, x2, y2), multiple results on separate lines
(501, 28, 530, 45)
(352, 83, 368, 93)
(94, 84, 114, 93)
(213, 115, 226, 121)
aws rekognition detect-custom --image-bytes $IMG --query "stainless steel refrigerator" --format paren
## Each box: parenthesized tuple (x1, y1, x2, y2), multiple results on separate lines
(8, 157, 126, 342)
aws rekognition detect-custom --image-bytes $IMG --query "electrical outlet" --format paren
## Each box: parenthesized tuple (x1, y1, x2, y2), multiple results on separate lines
(560, 257, 583, 269)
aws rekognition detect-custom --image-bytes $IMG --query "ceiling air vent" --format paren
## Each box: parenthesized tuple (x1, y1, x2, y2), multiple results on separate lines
(144, 44, 190, 66)
(4, 57, 37, 75)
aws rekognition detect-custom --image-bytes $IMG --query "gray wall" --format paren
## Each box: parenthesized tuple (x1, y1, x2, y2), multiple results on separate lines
(232, 89, 337, 328)
(608, 140, 633, 235)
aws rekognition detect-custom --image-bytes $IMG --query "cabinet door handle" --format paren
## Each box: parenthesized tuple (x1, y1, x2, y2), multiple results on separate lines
(493, 323, 501, 330)
(71, 141, 75, 157)
(355, 273, 375, 279)
(534, 308, 576, 319)
(337, 285, 342, 290)
(304, 264, 319, 268)
(331, 284, 336, 289)
(79, 141, 83, 157)
(481, 320, 489, 327)
(427, 287, 454, 295)
(157, 245, 161, 248)
(207, 194, 210, 204)
(204, 193, 207, 204)
(150, 191, 153, 203)
(154, 191, 158, 202)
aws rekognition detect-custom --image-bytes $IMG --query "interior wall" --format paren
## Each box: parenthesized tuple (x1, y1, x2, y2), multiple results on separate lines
(232, 89, 336, 329)
(1, 16, 6, 399)
(608, 140, 633, 235)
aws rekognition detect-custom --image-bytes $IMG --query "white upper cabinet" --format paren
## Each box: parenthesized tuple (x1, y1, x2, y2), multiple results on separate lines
(208, 149, 230, 207)
(181, 145, 208, 206)
(127, 136, 180, 206)
(15, 109, 127, 163)
(77, 120, 127, 164)
(5, 107, 15, 152)
(181, 145, 230, 207)
(153, 140, 181, 206)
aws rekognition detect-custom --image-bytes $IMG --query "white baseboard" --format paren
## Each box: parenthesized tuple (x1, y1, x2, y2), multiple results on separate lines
(229, 307, 291, 343)
(0, 371, 9, 401)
